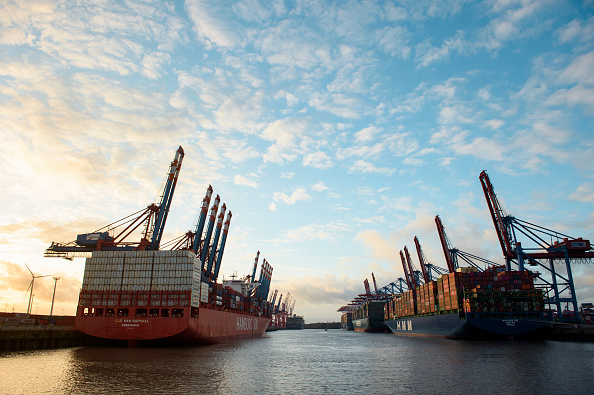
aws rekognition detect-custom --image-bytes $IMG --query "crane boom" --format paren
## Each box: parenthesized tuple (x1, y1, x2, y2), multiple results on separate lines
(364, 279, 371, 295)
(479, 170, 515, 264)
(192, 185, 213, 254)
(44, 146, 185, 258)
(371, 272, 378, 293)
(435, 215, 457, 273)
(206, 203, 226, 278)
(251, 251, 260, 283)
(212, 211, 232, 282)
(399, 250, 412, 290)
(404, 246, 418, 288)
(199, 195, 220, 272)
(414, 236, 431, 283)
(150, 146, 184, 250)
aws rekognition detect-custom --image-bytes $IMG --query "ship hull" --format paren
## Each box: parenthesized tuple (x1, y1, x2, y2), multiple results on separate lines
(385, 313, 551, 340)
(353, 317, 386, 333)
(76, 306, 270, 345)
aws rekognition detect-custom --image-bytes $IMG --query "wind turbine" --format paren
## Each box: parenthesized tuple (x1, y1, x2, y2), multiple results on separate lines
(24, 264, 51, 314)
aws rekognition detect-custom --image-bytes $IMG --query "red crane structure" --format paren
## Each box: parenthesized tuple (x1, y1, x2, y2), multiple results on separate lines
(479, 170, 594, 321)
(399, 250, 413, 290)
(435, 215, 497, 272)
(404, 246, 421, 286)
(414, 236, 448, 281)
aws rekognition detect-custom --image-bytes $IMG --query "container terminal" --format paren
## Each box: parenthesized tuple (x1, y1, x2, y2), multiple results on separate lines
(339, 171, 594, 340)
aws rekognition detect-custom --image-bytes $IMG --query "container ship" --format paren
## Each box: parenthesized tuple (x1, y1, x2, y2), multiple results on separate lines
(339, 311, 354, 330)
(44, 147, 274, 346)
(385, 267, 552, 339)
(285, 315, 305, 329)
(338, 276, 388, 332)
(352, 301, 387, 332)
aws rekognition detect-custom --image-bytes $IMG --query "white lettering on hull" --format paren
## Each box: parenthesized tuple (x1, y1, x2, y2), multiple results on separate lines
(115, 318, 149, 329)
(396, 320, 413, 331)
(236, 317, 258, 331)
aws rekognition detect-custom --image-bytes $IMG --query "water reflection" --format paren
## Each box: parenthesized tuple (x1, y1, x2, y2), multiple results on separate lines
(2, 331, 594, 394)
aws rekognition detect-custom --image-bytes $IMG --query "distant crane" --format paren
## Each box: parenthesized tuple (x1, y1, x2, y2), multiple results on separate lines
(44, 146, 185, 259)
(371, 273, 379, 293)
(435, 215, 494, 272)
(400, 250, 413, 290)
(414, 236, 448, 281)
(363, 278, 372, 295)
(479, 170, 594, 321)
(404, 246, 423, 286)
(24, 264, 51, 314)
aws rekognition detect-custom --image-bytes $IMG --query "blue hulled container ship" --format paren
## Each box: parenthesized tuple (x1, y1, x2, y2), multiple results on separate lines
(384, 267, 553, 340)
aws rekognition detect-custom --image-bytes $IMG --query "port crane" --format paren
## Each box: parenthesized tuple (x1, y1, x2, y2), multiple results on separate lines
(400, 250, 417, 290)
(160, 185, 214, 252)
(414, 236, 448, 281)
(479, 170, 594, 321)
(435, 215, 498, 272)
(44, 146, 185, 259)
(404, 246, 424, 286)
(161, 184, 232, 284)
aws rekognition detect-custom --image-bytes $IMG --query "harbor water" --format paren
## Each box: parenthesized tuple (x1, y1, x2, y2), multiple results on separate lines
(2, 329, 593, 394)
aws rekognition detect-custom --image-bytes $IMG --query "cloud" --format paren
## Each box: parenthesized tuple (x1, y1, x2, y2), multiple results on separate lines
(356, 228, 400, 266)
(375, 26, 411, 59)
(483, 119, 505, 130)
(415, 30, 464, 68)
(260, 117, 310, 164)
(557, 16, 594, 44)
(274, 90, 299, 106)
(353, 216, 385, 224)
(568, 183, 594, 204)
(303, 151, 333, 169)
(185, 0, 244, 49)
(312, 181, 329, 192)
(348, 160, 395, 175)
(0, 260, 82, 316)
(354, 126, 382, 143)
(308, 92, 362, 119)
(270, 221, 350, 243)
(142, 51, 172, 79)
(272, 187, 312, 205)
(280, 273, 363, 321)
(234, 174, 259, 188)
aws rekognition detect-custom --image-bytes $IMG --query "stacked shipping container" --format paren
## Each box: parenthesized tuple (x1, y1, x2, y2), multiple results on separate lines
(385, 267, 545, 320)
(80, 250, 200, 308)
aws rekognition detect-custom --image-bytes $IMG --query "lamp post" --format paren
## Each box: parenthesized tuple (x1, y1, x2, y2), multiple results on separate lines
(50, 277, 60, 317)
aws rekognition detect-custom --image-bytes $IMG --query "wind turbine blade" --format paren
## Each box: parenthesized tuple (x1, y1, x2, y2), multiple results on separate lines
(25, 280, 33, 293)
(24, 263, 33, 276)
(36, 275, 53, 279)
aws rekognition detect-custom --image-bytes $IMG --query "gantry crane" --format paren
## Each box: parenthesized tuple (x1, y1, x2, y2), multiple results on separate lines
(44, 147, 184, 259)
(414, 236, 448, 281)
(399, 250, 415, 290)
(404, 246, 424, 286)
(160, 184, 232, 284)
(435, 215, 496, 272)
(480, 170, 594, 321)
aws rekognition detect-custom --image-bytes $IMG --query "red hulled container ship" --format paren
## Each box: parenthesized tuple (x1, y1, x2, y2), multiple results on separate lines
(44, 146, 274, 346)
(76, 250, 272, 346)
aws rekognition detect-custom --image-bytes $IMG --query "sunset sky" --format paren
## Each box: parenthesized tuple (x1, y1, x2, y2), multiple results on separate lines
(1, 0, 594, 323)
